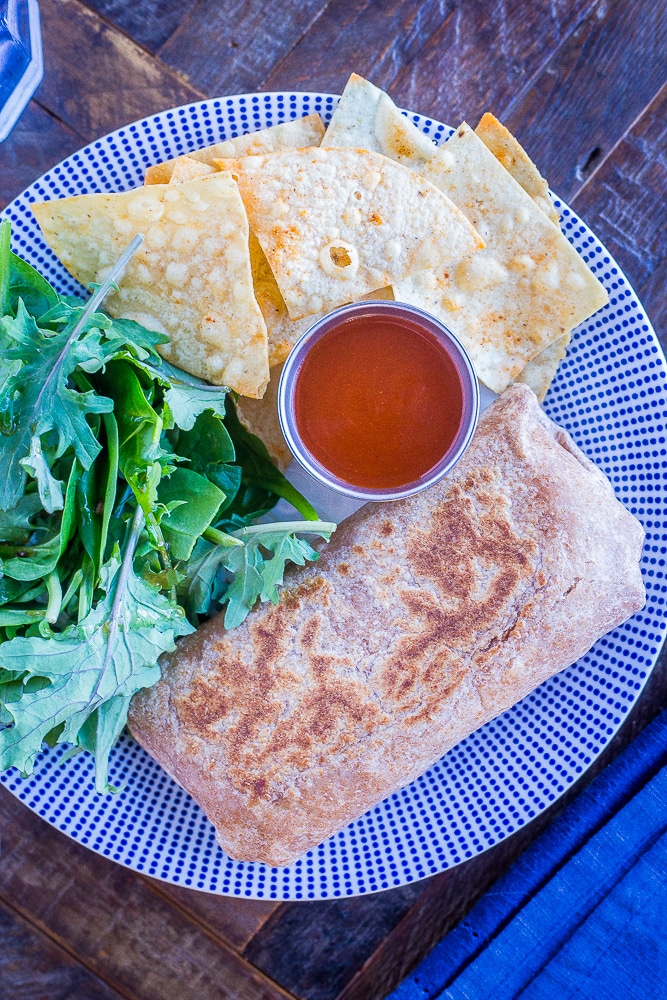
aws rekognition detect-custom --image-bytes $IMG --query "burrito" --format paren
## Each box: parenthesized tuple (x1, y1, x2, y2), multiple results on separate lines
(128, 385, 645, 865)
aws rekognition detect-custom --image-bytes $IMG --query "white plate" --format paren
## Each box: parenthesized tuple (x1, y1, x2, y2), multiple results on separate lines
(1, 92, 665, 900)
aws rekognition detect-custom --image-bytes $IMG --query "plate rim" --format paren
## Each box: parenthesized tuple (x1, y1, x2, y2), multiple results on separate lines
(1, 88, 665, 899)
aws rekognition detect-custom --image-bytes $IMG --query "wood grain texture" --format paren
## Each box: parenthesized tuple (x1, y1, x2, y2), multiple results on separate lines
(0, 100, 82, 211)
(79, 0, 199, 53)
(158, 0, 331, 97)
(0, 2, 665, 997)
(263, 0, 596, 121)
(243, 883, 425, 1000)
(0, 789, 295, 1000)
(573, 82, 667, 346)
(37, 0, 201, 142)
(146, 877, 279, 952)
(498, 0, 667, 202)
(0, 898, 124, 1000)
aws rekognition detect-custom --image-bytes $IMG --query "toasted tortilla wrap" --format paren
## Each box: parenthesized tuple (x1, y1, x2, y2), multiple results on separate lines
(216, 147, 483, 320)
(32, 174, 269, 397)
(394, 124, 608, 393)
(129, 384, 645, 866)
(144, 113, 325, 184)
(323, 72, 438, 170)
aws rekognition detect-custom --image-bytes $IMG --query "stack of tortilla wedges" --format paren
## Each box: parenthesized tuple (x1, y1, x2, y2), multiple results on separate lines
(32, 73, 608, 469)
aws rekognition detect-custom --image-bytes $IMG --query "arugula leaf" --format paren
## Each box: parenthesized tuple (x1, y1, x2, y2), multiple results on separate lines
(94, 361, 172, 516)
(177, 537, 229, 618)
(0, 219, 59, 319)
(176, 410, 244, 516)
(157, 467, 225, 561)
(76, 411, 119, 577)
(224, 399, 319, 520)
(1, 461, 79, 582)
(0, 494, 43, 543)
(178, 520, 336, 626)
(0, 509, 193, 790)
(221, 522, 335, 628)
(124, 353, 228, 431)
(0, 302, 115, 510)
(19, 435, 64, 513)
(176, 409, 235, 472)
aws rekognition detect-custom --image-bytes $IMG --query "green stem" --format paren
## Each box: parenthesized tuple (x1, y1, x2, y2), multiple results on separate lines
(231, 520, 336, 538)
(45, 571, 62, 624)
(203, 526, 244, 548)
(243, 476, 319, 521)
(60, 568, 84, 612)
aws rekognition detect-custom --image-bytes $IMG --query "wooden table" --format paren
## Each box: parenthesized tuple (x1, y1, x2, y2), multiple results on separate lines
(1, 2, 666, 998)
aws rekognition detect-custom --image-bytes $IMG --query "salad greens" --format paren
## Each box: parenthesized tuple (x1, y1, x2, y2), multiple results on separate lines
(0, 223, 335, 790)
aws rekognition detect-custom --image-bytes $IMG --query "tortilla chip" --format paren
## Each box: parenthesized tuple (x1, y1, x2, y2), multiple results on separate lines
(475, 113, 566, 395)
(476, 113, 560, 225)
(393, 124, 608, 393)
(32, 174, 269, 397)
(168, 156, 216, 184)
(323, 73, 438, 171)
(216, 147, 483, 321)
(248, 233, 315, 367)
(513, 333, 570, 401)
(145, 114, 325, 185)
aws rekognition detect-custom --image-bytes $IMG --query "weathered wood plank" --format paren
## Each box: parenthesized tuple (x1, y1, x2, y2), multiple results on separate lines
(497, 0, 667, 202)
(0, 788, 296, 1000)
(36, 0, 201, 142)
(0, 100, 83, 210)
(337, 650, 667, 1000)
(79, 0, 199, 53)
(244, 881, 425, 1000)
(573, 81, 667, 345)
(262, 0, 595, 118)
(158, 0, 331, 97)
(0, 897, 125, 1000)
(145, 877, 280, 952)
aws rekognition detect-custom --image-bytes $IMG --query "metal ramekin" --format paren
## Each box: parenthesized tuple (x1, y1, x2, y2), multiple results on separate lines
(277, 300, 479, 502)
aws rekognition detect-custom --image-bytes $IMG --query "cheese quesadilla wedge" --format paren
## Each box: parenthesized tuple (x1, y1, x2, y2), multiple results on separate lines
(144, 113, 325, 184)
(32, 174, 270, 397)
(322, 72, 438, 170)
(216, 147, 483, 321)
(394, 124, 608, 393)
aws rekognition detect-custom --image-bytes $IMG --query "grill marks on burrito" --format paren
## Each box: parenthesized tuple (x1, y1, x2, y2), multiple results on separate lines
(379, 477, 540, 716)
(174, 468, 546, 804)
(178, 581, 391, 805)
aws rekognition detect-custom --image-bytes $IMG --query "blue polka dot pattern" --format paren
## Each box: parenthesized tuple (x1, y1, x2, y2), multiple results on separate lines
(0, 93, 665, 900)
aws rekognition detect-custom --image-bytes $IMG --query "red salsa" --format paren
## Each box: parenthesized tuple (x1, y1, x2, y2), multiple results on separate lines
(293, 314, 464, 490)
